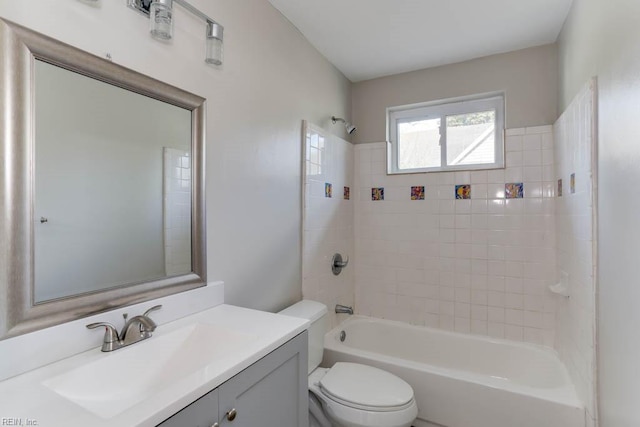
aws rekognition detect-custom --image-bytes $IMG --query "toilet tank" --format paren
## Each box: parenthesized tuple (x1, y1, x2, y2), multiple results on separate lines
(279, 300, 328, 374)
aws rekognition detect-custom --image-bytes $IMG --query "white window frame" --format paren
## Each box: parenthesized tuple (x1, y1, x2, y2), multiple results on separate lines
(387, 93, 505, 174)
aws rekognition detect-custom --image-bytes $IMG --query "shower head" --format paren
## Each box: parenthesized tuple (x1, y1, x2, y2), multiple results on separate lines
(332, 116, 357, 135)
(345, 123, 357, 135)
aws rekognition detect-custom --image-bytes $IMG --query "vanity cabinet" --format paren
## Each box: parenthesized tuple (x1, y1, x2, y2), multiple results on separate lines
(158, 389, 220, 427)
(158, 331, 308, 427)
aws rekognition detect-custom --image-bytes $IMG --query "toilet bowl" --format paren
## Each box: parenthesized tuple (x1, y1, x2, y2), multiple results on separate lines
(279, 300, 418, 427)
(309, 363, 417, 427)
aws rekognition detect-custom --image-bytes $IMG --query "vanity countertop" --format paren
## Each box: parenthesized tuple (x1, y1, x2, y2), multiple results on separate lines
(0, 304, 308, 426)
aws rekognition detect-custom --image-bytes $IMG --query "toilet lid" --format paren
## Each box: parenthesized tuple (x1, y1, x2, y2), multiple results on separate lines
(319, 362, 414, 410)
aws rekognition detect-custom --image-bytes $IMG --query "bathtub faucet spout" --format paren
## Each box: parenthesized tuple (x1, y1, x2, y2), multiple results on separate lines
(335, 304, 353, 315)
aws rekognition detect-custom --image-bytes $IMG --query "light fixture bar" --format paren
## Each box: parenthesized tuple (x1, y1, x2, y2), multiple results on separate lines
(174, 0, 225, 66)
(174, 0, 215, 24)
(128, 0, 221, 29)
(127, 0, 153, 17)
(128, 0, 224, 65)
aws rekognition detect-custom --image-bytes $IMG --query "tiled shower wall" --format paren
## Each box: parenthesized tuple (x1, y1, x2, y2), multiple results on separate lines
(302, 116, 597, 415)
(163, 147, 192, 276)
(353, 127, 558, 346)
(554, 81, 597, 426)
(302, 122, 355, 328)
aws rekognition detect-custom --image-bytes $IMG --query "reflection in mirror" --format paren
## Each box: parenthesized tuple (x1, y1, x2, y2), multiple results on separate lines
(34, 60, 193, 303)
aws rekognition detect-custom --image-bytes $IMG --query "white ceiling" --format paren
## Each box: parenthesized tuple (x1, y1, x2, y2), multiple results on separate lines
(268, 0, 574, 82)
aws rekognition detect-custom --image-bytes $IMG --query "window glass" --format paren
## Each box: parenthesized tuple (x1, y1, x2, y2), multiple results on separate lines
(397, 118, 441, 170)
(387, 95, 504, 174)
(446, 110, 496, 166)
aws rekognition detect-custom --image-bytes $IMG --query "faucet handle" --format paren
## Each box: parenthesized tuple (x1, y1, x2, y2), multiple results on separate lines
(143, 304, 162, 317)
(86, 322, 121, 351)
(87, 322, 119, 340)
(139, 305, 162, 335)
(332, 253, 349, 275)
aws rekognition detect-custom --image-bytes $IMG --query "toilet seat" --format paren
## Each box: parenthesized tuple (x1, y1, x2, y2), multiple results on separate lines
(320, 391, 416, 413)
(309, 364, 418, 427)
(319, 362, 415, 412)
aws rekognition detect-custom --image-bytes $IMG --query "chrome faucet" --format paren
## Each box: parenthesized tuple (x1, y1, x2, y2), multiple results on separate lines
(87, 305, 162, 352)
(121, 313, 158, 345)
(335, 304, 353, 315)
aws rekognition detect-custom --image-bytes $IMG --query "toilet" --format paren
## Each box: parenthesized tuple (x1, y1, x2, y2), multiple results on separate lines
(279, 300, 418, 427)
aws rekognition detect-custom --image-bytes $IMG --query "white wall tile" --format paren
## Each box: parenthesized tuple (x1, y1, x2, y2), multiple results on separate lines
(487, 169, 505, 183)
(553, 81, 597, 419)
(350, 126, 557, 341)
(488, 322, 505, 338)
(506, 151, 523, 167)
(305, 124, 594, 414)
(523, 134, 543, 150)
(470, 171, 488, 184)
(302, 123, 354, 328)
(163, 148, 192, 276)
(505, 128, 526, 136)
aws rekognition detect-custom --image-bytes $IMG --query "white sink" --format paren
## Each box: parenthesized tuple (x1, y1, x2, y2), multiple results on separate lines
(43, 323, 256, 419)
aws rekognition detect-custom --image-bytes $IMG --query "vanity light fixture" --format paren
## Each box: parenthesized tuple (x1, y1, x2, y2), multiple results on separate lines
(205, 21, 224, 66)
(149, 0, 173, 40)
(128, 0, 224, 66)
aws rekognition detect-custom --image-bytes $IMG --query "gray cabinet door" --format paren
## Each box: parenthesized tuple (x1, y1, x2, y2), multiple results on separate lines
(158, 388, 219, 427)
(218, 331, 308, 427)
(157, 331, 308, 427)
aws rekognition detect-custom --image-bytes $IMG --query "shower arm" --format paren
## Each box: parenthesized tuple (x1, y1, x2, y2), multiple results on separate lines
(331, 116, 357, 134)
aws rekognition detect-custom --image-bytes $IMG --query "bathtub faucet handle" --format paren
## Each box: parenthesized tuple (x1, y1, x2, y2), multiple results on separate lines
(332, 253, 349, 275)
(335, 304, 353, 315)
(335, 255, 349, 267)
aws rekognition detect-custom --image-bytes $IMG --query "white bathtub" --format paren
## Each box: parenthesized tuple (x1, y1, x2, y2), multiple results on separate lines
(323, 316, 584, 427)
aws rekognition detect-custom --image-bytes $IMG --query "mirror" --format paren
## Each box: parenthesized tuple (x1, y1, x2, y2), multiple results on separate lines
(34, 60, 193, 303)
(0, 19, 206, 339)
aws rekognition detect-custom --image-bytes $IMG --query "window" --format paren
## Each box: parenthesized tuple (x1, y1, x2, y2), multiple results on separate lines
(387, 94, 505, 174)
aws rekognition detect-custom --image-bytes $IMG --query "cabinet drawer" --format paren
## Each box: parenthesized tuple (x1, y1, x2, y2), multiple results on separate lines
(158, 388, 219, 427)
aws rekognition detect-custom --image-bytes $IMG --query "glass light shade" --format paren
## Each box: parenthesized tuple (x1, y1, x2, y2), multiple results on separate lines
(150, 0, 173, 41)
(205, 37, 223, 65)
(205, 21, 224, 65)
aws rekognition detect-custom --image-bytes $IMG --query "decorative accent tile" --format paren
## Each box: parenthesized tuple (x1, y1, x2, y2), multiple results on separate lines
(455, 184, 471, 200)
(411, 186, 425, 200)
(371, 187, 384, 201)
(570, 173, 576, 194)
(325, 183, 332, 198)
(505, 183, 524, 199)
(558, 179, 563, 197)
(344, 186, 350, 200)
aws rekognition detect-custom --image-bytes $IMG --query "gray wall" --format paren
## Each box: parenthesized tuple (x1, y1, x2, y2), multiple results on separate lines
(558, 0, 640, 425)
(0, 0, 351, 313)
(351, 44, 558, 144)
(557, 0, 599, 111)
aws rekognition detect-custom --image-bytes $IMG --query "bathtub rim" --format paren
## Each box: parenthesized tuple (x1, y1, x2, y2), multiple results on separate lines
(324, 315, 583, 410)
